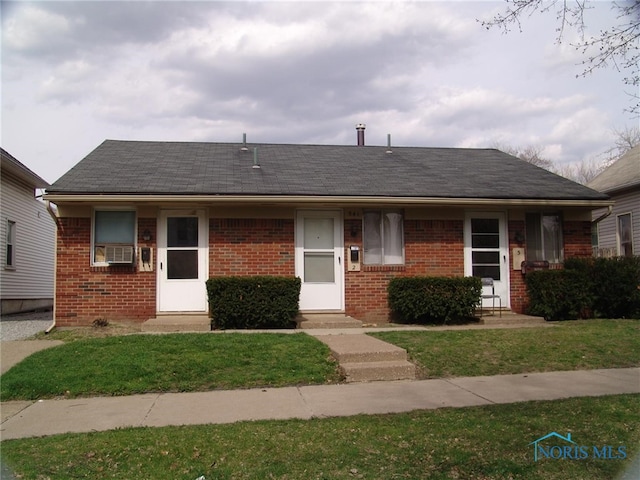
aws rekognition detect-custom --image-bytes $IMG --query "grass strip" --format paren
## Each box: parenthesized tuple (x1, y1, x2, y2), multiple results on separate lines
(2, 394, 638, 479)
(0, 333, 340, 401)
(370, 319, 640, 378)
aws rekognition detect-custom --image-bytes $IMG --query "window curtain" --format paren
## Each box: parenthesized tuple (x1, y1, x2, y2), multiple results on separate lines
(363, 211, 382, 264)
(383, 212, 403, 264)
(542, 214, 562, 263)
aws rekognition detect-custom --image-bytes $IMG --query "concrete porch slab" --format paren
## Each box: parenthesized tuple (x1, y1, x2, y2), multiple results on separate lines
(141, 315, 211, 333)
(297, 313, 363, 329)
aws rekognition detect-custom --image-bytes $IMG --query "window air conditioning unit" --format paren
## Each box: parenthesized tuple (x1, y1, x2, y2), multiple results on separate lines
(105, 245, 135, 264)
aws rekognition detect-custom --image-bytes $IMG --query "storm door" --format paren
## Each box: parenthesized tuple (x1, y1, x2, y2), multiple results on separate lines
(157, 210, 208, 312)
(295, 210, 344, 310)
(464, 212, 509, 307)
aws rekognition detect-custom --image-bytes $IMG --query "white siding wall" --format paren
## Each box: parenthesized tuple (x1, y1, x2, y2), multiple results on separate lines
(0, 175, 55, 301)
(594, 189, 640, 255)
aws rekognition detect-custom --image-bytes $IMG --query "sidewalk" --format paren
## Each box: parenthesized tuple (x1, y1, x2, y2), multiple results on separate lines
(2, 367, 638, 440)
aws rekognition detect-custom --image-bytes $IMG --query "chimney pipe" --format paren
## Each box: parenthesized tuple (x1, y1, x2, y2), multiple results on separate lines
(356, 123, 366, 146)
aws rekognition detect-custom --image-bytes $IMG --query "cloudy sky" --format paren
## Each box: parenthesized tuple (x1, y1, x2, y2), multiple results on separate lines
(2, 0, 636, 184)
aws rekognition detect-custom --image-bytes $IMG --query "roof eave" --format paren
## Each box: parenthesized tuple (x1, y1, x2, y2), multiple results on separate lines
(42, 193, 614, 208)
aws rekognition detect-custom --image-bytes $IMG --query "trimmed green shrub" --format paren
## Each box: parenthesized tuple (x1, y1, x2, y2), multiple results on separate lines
(590, 256, 640, 318)
(525, 269, 592, 321)
(388, 276, 482, 325)
(206, 276, 301, 329)
(526, 256, 640, 320)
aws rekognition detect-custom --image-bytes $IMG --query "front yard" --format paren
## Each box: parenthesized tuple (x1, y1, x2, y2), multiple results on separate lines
(371, 319, 640, 378)
(1, 319, 638, 401)
(1, 319, 638, 478)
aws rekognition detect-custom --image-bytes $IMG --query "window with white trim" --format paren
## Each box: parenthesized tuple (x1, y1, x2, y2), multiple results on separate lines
(6, 220, 16, 268)
(92, 210, 136, 264)
(618, 213, 633, 257)
(363, 210, 404, 265)
(525, 212, 563, 263)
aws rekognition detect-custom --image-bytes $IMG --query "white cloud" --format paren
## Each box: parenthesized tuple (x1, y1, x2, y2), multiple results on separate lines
(1, 0, 635, 183)
(2, 5, 72, 53)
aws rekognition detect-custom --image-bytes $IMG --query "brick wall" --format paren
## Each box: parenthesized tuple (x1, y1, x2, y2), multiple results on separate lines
(53, 214, 594, 326)
(345, 218, 464, 322)
(564, 220, 593, 258)
(54, 217, 156, 326)
(508, 220, 527, 314)
(209, 219, 295, 276)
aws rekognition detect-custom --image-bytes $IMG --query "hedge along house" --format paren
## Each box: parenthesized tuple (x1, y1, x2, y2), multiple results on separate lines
(44, 128, 612, 327)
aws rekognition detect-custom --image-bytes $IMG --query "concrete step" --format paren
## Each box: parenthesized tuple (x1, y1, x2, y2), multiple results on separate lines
(142, 315, 211, 333)
(297, 313, 363, 329)
(316, 334, 408, 363)
(341, 360, 416, 383)
(313, 334, 416, 383)
(479, 312, 546, 326)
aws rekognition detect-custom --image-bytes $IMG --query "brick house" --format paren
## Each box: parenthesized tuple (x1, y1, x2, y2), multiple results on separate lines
(44, 131, 611, 327)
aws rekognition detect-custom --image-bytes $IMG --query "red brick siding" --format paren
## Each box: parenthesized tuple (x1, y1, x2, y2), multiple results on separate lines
(564, 220, 593, 258)
(55, 217, 156, 326)
(345, 219, 464, 322)
(54, 214, 594, 325)
(508, 220, 527, 314)
(209, 219, 295, 276)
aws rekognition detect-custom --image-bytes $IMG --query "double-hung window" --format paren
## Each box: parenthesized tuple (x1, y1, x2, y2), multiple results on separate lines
(618, 213, 633, 257)
(5, 220, 16, 268)
(93, 210, 136, 265)
(525, 212, 563, 263)
(363, 210, 404, 265)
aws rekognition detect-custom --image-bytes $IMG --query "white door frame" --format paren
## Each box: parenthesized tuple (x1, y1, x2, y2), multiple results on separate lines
(295, 209, 344, 311)
(157, 209, 209, 313)
(464, 211, 510, 308)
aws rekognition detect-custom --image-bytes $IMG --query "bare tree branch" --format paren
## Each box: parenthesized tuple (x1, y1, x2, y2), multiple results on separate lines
(480, 0, 640, 115)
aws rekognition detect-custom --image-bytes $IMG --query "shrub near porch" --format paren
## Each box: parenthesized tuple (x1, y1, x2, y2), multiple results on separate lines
(206, 276, 301, 329)
(387, 276, 482, 325)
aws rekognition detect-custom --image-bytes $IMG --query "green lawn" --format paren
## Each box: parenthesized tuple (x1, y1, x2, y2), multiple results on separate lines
(3, 320, 638, 401)
(370, 319, 640, 378)
(2, 394, 638, 479)
(0, 333, 340, 401)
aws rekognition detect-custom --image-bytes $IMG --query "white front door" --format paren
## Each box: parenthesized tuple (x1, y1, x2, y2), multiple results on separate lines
(296, 210, 344, 311)
(464, 212, 509, 308)
(157, 210, 208, 312)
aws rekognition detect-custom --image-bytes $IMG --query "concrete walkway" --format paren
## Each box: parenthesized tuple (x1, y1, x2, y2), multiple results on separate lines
(2, 367, 638, 440)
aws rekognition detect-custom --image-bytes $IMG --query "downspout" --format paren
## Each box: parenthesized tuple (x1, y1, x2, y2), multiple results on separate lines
(591, 204, 613, 258)
(45, 200, 59, 334)
(592, 205, 613, 225)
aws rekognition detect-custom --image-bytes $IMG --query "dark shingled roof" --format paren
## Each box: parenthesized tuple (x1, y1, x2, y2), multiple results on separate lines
(47, 139, 609, 201)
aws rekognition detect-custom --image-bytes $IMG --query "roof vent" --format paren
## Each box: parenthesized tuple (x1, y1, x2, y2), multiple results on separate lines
(356, 123, 366, 146)
(240, 133, 249, 152)
(386, 133, 393, 154)
(252, 147, 261, 169)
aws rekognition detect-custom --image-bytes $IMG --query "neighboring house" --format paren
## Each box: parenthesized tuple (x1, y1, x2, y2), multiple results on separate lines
(588, 145, 640, 257)
(1, 148, 55, 315)
(43, 129, 611, 326)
